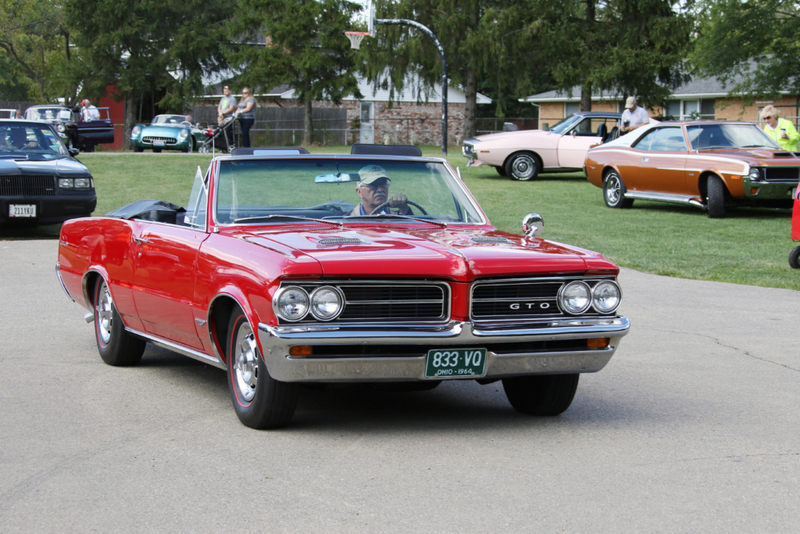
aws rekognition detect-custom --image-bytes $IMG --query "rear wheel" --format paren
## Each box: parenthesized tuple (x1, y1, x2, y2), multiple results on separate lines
(93, 277, 145, 366)
(227, 310, 298, 429)
(502, 374, 579, 416)
(790, 246, 800, 269)
(707, 175, 727, 218)
(603, 170, 634, 209)
(505, 152, 540, 181)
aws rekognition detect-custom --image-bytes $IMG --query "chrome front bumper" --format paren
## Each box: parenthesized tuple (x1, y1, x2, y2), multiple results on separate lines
(257, 317, 630, 382)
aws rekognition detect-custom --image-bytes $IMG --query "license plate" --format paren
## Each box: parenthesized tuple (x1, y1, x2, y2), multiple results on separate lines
(9, 204, 36, 218)
(153, 140, 164, 147)
(425, 348, 487, 378)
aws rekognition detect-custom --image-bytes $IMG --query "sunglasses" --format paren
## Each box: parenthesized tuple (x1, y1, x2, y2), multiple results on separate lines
(764, 115, 773, 120)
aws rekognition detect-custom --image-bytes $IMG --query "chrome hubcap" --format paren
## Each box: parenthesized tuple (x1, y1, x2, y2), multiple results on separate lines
(233, 322, 258, 402)
(606, 176, 621, 203)
(512, 156, 535, 179)
(96, 281, 113, 344)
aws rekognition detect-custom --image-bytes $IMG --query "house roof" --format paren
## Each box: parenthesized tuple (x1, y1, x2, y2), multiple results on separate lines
(521, 71, 794, 103)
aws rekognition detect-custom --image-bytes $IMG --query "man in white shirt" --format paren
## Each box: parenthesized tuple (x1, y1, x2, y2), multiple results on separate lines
(621, 96, 649, 133)
(80, 99, 100, 121)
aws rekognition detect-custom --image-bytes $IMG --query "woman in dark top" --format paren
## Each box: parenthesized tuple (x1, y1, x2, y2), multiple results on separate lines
(235, 87, 256, 147)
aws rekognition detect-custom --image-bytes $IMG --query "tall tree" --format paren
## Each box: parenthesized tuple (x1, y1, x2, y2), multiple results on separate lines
(692, 0, 800, 97)
(65, 0, 229, 147)
(361, 0, 517, 139)
(0, 0, 73, 100)
(228, 0, 362, 145)
(518, 0, 693, 110)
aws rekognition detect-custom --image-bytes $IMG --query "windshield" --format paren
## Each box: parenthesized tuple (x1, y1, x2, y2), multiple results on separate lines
(25, 108, 69, 121)
(0, 124, 69, 158)
(214, 158, 484, 225)
(686, 123, 780, 150)
(549, 114, 584, 135)
(153, 115, 188, 125)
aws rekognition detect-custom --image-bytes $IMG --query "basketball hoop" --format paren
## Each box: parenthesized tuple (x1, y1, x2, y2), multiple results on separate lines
(346, 31, 369, 49)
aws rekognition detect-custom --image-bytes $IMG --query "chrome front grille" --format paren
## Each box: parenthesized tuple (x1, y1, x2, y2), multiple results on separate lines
(764, 167, 800, 182)
(471, 277, 615, 321)
(0, 175, 56, 196)
(142, 136, 177, 145)
(280, 281, 449, 324)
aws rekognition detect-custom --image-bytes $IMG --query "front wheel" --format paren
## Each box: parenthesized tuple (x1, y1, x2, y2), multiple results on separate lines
(93, 277, 145, 366)
(790, 246, 800, 269)
(227, 310, 298, 429)
(502, 374, 579, 416)
(505, 152, 540, 181)
(707, 175, 727, 218)
(133, 145, 143, 153)
(603, 170, 634, 209)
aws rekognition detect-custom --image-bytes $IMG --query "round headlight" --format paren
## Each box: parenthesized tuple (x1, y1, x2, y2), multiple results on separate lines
(274, 287, 309, 322)
(749, 168, 760, 180)
(558, 281, 592, 315)
(591, 280, 621, 314)
(310, 286, 344, 321)
(57, 123, 65, 133)
(179, 129, 189, 139)
(131, 126, 141, 137)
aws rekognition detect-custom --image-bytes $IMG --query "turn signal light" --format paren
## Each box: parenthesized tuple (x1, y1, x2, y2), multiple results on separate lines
(289, 345, 313, 357)
(750, 187, 759, 195)
(587, 338, 609, 348)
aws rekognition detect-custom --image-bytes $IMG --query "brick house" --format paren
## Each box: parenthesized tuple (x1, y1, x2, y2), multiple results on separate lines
(522, 75, 799, 130)
(194, 76, 491, 146)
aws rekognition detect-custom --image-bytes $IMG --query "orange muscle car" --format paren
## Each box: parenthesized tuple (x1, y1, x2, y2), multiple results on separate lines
(584, 121, 799, 217)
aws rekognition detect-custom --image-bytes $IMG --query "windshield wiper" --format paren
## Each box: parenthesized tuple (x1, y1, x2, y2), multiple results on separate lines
(232, 214, 343, 227)
(740, 144, 771, 148)
(342, 213, 447, 228)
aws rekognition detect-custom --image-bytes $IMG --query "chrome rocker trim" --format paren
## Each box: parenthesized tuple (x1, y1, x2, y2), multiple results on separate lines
(124, 327, 226, 370)
(257, 317, 630, 382)
(624, 191, 705, 208)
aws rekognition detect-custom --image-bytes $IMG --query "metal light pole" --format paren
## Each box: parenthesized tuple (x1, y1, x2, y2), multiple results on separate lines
(375, 18, 448, 156)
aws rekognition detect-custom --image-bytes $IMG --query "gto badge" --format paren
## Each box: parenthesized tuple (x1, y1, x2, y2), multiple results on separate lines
(510, 302, 550, 310)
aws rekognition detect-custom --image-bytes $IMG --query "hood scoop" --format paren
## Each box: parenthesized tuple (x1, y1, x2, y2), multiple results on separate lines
(772, 152, 797, 158)
(470, 236, 512, 244)
(317, 237, 367, 246)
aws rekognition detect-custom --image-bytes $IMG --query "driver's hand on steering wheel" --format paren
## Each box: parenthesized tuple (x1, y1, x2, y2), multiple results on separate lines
(387, 193, 409, 214)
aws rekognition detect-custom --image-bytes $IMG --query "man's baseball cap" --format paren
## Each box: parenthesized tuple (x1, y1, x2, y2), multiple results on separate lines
(358, 165, 391, 186)
(81, 99, 89, 106)
(625, 96, 636, 109)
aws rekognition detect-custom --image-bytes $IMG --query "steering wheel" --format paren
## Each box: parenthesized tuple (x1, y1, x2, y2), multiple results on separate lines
(370, 200, 428, 215)
(180, 121, 192, 127)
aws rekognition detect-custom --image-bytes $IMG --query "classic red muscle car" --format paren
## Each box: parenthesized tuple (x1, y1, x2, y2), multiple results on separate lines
(585, 120, 799, 217)
(56, 146, 629, 429)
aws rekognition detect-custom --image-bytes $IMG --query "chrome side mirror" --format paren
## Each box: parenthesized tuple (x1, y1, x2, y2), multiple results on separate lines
(522, 213, 543, 238)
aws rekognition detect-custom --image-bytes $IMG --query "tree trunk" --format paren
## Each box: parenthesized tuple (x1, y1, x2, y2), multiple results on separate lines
(464, 67, 478, 140)
(123, 93, 136, 150)
(581, 82, 592, 112)
(303, 94, 313, 146)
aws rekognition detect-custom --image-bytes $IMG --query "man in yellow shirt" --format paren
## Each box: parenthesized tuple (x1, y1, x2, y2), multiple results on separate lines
(760, 105, 800, 151)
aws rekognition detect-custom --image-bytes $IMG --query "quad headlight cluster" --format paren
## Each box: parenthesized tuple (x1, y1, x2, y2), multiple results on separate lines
(557, 280, 621, 315)
(273, 285, 345, 322)
(58, 177, 93, 189)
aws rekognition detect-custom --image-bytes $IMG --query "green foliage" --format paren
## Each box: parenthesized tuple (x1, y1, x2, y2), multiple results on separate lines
(65, 0, 229, 108)
(0, 0, 72, 101)
(692, 0, 800, 98)
(516, 0, 693, 109)
(227, 0, 362, 144)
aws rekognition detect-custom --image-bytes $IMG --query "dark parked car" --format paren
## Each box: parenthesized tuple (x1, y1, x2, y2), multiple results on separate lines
(0, 120, 96, 226)
(25, 105, 115, 152)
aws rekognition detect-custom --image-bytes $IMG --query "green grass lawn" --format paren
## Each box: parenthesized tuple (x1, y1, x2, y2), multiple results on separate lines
(76, 147, 800, 291)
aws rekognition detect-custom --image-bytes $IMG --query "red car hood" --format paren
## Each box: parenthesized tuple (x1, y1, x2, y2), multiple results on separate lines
(237, 225, 615, 281)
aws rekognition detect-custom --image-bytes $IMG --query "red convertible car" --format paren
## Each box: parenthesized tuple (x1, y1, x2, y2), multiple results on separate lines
(56, 146, 630, 429)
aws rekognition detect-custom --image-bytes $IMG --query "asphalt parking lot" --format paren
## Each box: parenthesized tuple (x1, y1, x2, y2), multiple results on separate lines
(1, 238, 798, 533)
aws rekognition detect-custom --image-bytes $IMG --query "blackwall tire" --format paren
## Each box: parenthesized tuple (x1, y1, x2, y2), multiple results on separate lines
(502, 374, 579, 416)
(505, 152, 540, 181)
(789, 246, 800, 269)
(227, 310, 298, 429)
(707, 175, 727, 218)
(93, 277, 145, 367)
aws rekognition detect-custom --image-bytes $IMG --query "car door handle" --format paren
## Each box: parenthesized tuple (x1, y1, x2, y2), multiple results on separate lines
(133, 237, 149, 245)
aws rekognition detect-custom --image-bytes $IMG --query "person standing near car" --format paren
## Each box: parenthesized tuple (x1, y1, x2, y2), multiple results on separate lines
(760, 105, 800, 151)
(80, 99, 100, 121)
(620, 96, 649, 133)
(235, 87, 256, 148)
(217, 85, 237, 124)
